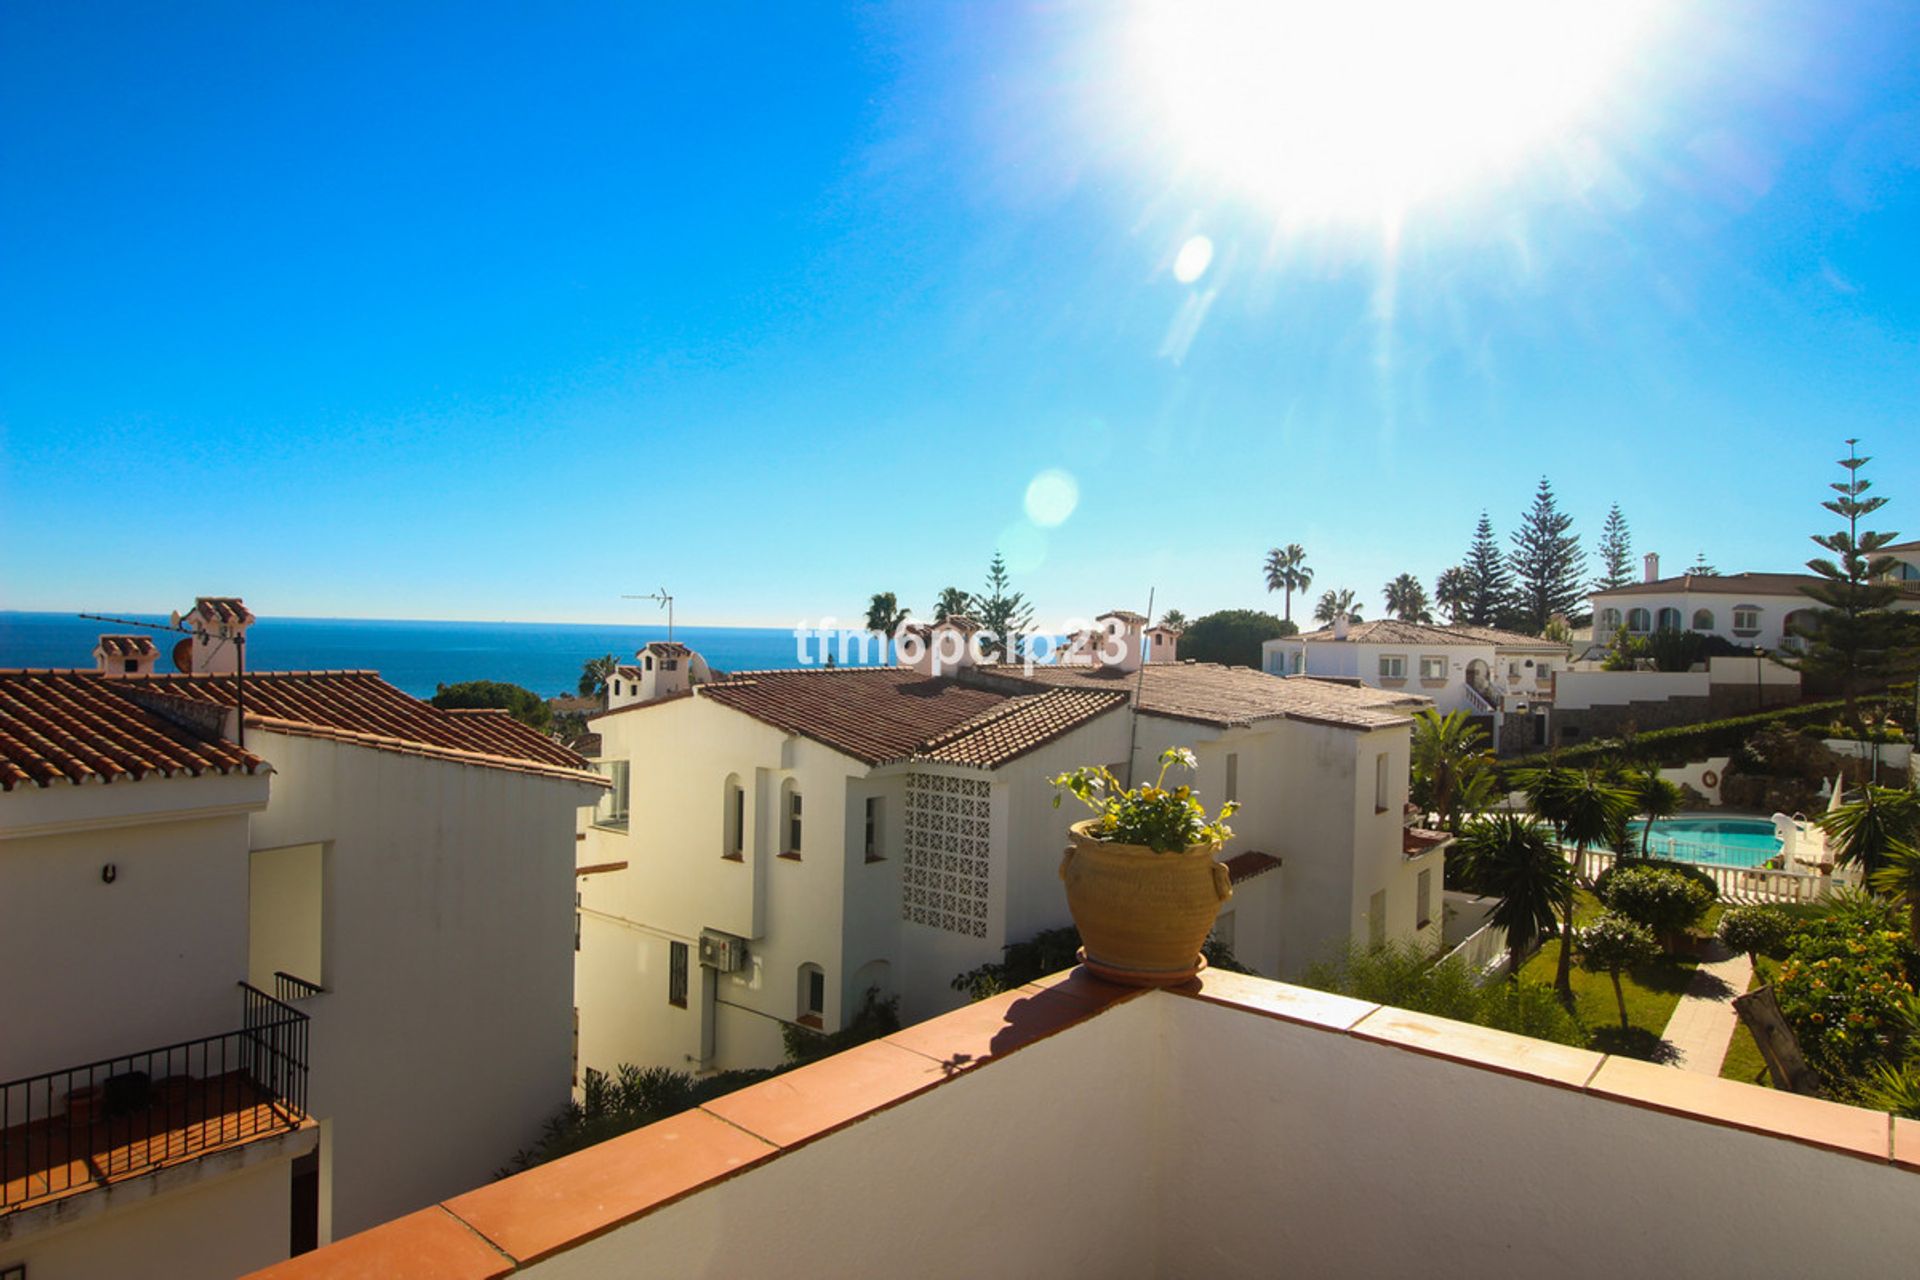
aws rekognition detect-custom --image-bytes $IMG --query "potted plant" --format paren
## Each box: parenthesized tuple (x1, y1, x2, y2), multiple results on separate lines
(1052, 747, 1239, 986)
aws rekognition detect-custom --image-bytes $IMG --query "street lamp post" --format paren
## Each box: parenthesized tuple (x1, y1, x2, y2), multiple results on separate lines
(1753, 648, 1766, 714)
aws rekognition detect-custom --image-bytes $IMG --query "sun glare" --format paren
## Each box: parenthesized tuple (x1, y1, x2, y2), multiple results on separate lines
(1125, 0, 1659, 224)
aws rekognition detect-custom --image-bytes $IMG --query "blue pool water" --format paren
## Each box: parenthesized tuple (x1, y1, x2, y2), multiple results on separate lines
(1628, 818, 1783, 869)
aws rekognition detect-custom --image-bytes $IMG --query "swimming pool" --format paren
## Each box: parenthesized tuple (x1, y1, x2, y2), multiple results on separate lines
(1627, 817, 1782, 869)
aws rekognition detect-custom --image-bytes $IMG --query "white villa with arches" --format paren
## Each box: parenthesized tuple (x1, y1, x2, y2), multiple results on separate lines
(573, 611, 1436, 1080)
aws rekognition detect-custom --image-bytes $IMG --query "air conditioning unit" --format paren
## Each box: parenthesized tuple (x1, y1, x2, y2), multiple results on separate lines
(698, 929, 748, 973)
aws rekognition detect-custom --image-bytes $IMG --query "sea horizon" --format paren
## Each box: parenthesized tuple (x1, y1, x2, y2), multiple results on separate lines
(0, 610, 886, 701)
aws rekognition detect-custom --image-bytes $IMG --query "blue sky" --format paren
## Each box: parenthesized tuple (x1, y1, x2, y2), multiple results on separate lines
(4, 2, 1919, 629)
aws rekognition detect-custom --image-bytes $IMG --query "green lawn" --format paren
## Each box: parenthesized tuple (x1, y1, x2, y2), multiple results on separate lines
(1518, 890, 1706, 1061)
(1720, 957, 1781, 1087)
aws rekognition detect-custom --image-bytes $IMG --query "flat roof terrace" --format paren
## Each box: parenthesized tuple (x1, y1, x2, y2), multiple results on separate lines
(252, 969, 1917, 1279)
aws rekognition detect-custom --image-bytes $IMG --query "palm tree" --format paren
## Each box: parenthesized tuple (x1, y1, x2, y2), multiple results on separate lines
(578, 654, 618, 699)
(1816, 784, 1920, 878)
(1457, 812, 1571, 979)
(1517, 766, 1635, 1000)
(1312, 588, 1362, 625)
(1630, 768, 1685, 858)
(932, 586, 971, 622)
(1410, 710, 1493, 832)
(865, 592, 909, 635)
(1383, 573, 1432, 623)
(1159, 608, 1188, 632)
(1264, 544, 1313, 623)
(1434, 566, 1472, 625)
(1869, 843, 1920, 944)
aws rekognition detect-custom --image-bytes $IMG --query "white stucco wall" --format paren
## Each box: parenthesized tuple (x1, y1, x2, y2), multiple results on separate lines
(1264, 638, 1559, 717)
(0, 1140, 301, 1280)
(244, 731, 592, 1238)
(0, 802, 257, 1082)
(1589, 588, 1823, 650)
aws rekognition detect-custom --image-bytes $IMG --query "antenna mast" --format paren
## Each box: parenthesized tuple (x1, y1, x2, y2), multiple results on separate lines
(78, 611, 248, 748)
(621, 588, 675, 641)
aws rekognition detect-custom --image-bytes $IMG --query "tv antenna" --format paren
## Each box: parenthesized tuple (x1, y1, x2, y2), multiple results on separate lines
(79, 610, 249, 747)
(621, 588, 675, 641)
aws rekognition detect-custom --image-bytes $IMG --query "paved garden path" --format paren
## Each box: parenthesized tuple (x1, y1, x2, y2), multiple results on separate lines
(1660, 942, 1753, 1073)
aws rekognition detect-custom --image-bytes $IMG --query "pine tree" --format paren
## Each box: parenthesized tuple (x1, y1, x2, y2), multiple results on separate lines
(1778, 441, 1904, 734)
(1508, 478, 1585, 634)
(969, 552, 1036, 661)
(1461, 512, 1513, 628)
(1593, 504, 1633, 590)
(1688, 551, 1718, 577)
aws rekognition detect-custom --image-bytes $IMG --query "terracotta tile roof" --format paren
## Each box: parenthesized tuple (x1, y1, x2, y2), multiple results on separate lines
(614, 665, 644, 681)
(643, 641, 691, 657)
(1288, 619, 1564, 650)
(975, 662, 1421, 731)
(1099, 610, 1149, 624)
(1591, 571, 1825, 599)
(1403, 828, 1452, 857)
(1224, 851, 1282, 884)
(615, 667, 1122, 769)
(189, 596, 255, 626)
(915, 689, 1128, 767)
(79, 671, 599, 783)
(0, 671, 265, 790)
(94, 635, 159, 659)
(1885, 540, 1920, 555)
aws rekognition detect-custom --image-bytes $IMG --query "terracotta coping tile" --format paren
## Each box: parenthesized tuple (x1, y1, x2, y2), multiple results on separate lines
(884, 982, 1110, 1072)
(1893, 1116, 1920, 1174)
(1018, 966, 1143, 1010)
(444, 1109, 775, 1264)
(1178, 967, 1381, 1033)
(244, 1206, 510, 1280)
(1348, 1005, 1606, 1090)
(1587, 1055, 1891, 1161)
(698, 1040, 949, 1149)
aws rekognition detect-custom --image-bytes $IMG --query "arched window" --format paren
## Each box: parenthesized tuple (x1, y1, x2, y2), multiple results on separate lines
(779, 779, 802, 857)
(797, 963, 826, 1027)
(1691, 608, 1714, 631)
(1627, 608, 1651, 633)
(722, 774, 744, 860)
(644, 654, 654, 671)
(1656, 607, 1682, 631)
(612, 679, 622, 696)
(1598, 608, 1621, 633)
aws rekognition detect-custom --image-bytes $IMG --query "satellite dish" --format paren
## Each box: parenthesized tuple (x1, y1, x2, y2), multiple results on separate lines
(172, 637, 193, 674)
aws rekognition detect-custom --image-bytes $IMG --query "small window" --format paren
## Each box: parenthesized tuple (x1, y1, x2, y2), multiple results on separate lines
(1508, 662, 1520, 680)
(864, 796, 884, 862)
(1417, 869, 1433, 930)
(1418, 655, 1446, 680)
(1598, 608, 1621, 633)
(595, 760, 630, 830)
(1224, 753, 1239, 804)
(798, 963, 825, 1026)
(1374, 752, 1390, 814)
(1692, 608, 1715, 631)
(1627, 608, 1651, 633)
(668, 941, 689, 1008)
(574, 891, 582, 952)
(645, 654, 654, 671)
(786, 788, 803, 855)
(663, 659, 679, 671)
(612, 679, 622, 696)
(123, 658, 138, 673)
(1733, 606, 1761, 634)
(1378, 655, 1406, 680)
(723, 778, 745, 859)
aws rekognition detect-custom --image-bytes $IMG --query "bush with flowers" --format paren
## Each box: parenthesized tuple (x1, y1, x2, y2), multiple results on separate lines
(1774, 896, 1917, 1092)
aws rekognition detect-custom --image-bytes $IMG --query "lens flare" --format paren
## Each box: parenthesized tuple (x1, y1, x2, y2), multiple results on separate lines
(1023, 469, 1080, 527)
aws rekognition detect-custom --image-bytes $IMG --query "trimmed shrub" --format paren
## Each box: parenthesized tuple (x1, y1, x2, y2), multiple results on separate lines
(1717, 905, 1793, 967)
(1577, 913, 1662, 1028)
(1597, 863, 1714, 948)
(1592, 857, 1719, 907)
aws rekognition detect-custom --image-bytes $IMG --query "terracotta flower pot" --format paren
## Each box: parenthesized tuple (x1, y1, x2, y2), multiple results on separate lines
(1059, 818, 1233, 986)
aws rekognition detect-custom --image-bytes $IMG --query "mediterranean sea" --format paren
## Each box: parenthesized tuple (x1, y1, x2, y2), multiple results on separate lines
(0, 612, 888, 700)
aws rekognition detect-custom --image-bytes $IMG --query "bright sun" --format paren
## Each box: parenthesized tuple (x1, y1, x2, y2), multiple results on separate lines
(1124, 0, 1660, 224)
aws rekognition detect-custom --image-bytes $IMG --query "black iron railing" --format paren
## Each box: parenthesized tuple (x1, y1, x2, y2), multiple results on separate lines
(273, 971, 325, 1004)
(1, 982, 309, 1213)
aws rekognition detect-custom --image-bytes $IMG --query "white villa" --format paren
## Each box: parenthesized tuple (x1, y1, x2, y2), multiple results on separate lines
(0, 598, 605, 1279)
(1588, 555, 1829, 653)
(1264, 617, 1566, 752)
(575, 610, 1436, 1081)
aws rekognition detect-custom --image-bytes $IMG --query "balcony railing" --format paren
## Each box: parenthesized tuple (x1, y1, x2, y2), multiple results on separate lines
(1, 982, 310, 1214)
(273, 971, 325, 1004)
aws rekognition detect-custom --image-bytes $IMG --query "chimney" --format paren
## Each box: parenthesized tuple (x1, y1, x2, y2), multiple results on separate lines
(905, 616, 980, 677)
(1333, 613, 1350, 640)
(172, 597, 255, 674)
(1093, 610, 1147, 673)
(94, 635, 159, 677)
(1144, 625, 1181, 665)
(632, 641, 706, 702)
(1643, 552, 1660, 584)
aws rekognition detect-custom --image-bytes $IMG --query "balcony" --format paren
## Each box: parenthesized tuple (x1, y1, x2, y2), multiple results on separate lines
(254, 968, 1915, 1278)
(2, 983, 310, 1216)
